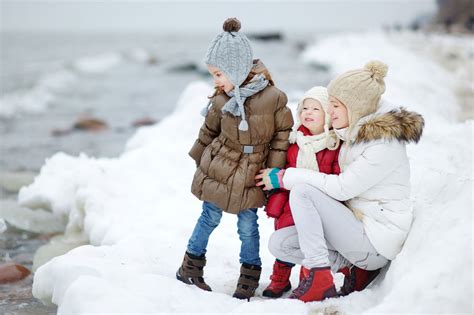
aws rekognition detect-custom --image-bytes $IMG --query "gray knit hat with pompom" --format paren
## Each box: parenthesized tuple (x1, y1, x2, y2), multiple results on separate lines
(204, 18, 253, 130)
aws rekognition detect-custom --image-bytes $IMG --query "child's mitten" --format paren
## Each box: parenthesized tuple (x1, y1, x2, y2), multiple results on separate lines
(261, 168, 285, 190)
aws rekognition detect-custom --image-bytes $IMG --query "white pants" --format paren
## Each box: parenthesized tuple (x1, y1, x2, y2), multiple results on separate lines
(268, 184, 388, 272)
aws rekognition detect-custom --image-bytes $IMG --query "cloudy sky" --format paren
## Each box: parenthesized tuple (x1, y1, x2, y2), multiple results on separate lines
(1, 0, 437, 33)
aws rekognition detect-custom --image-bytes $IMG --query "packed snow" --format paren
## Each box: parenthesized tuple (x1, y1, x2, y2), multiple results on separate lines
(17, 31, 472, 314)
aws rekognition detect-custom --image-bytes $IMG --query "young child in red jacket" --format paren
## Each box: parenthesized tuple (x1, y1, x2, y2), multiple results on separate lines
(262, 86, 341, 298)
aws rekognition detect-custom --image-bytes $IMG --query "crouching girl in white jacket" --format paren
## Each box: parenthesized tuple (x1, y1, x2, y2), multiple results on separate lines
(256, 60, 424, 303)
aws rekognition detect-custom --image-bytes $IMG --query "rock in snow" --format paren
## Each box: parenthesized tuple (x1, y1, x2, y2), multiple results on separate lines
(0, 263, 31, 284)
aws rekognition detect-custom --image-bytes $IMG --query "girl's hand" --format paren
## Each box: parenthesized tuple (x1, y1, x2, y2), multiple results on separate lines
(255, 168, 285, 190)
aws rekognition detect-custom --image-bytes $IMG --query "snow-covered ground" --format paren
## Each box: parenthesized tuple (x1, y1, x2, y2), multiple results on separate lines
(16, 31, 473, 314)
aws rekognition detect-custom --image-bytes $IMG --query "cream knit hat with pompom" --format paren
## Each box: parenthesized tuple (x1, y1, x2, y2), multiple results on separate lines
(327, 60, 388, 127)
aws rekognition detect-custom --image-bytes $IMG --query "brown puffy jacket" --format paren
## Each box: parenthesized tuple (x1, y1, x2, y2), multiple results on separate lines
(189, 82, 294, 214)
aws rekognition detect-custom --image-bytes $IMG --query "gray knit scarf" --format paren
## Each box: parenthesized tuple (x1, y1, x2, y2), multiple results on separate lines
(201, 74, 269, 131)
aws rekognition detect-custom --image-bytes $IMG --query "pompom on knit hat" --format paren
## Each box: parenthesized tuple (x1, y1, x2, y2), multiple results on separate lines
(204, 18, 254, 131)
(327, 60, 388, 129)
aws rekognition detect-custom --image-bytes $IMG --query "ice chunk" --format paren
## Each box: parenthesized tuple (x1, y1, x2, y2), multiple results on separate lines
(0, 171, 37, 193)
(0, 200, 66, 234)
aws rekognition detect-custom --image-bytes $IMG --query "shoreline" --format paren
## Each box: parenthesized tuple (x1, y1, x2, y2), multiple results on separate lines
(1, 228, 58, 314)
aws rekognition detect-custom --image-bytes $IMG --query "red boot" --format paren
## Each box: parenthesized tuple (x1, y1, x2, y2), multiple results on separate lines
(289, 267, 337, 302)
(338, 265, 381, 296)
(298, 266, 304, 284)
(262, 260, 293, 298)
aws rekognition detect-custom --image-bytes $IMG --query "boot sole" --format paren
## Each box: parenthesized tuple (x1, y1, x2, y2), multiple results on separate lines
(176, 269, 192, 285)
(262, 283, 292, 298)
(290, 285, 338, 302)
(233, 287, 258, 301)
(176, 269, 212, 291)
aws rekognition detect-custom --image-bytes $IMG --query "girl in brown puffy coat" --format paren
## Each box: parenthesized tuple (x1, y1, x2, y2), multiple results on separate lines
(176, 18, 293, 300)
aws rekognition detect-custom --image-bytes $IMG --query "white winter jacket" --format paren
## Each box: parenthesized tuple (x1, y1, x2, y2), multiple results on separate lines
(282, 102, 424, 260)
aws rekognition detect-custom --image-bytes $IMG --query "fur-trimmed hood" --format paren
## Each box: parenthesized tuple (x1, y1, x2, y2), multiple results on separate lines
(354, 107, 424, 144)
(346, 100, 424, 144)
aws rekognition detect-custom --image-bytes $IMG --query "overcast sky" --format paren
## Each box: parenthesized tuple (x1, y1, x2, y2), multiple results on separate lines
(1, 0, 437, 33)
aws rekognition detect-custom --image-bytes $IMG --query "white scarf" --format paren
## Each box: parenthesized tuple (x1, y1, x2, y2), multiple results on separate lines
(289, 129, 340, 171)
(334, 127, 348, 141)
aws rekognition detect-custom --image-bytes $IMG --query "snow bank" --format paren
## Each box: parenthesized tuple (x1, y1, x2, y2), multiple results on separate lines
(22, 32, 472, 314)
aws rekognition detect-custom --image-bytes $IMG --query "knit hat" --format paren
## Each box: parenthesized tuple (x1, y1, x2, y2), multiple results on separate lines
(327, 60, 388, 129)
(204, 18, 253, 130)
(289, 86, 339, 158)
(295, 86, 331, 134)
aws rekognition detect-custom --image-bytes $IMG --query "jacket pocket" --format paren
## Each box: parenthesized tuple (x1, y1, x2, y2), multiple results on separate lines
(368, 202, 390, 225)
(350, 199, 389, 224)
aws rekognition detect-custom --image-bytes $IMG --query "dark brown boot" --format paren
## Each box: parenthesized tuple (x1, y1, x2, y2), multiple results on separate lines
(232, 263, 261, 301)
(338, 265, 381, 296)
(176, 252, 212, 291)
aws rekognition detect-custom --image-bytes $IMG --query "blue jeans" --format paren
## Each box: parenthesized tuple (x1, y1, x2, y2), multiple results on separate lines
(187, 201, 261, 266)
